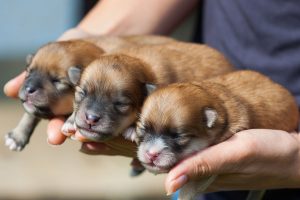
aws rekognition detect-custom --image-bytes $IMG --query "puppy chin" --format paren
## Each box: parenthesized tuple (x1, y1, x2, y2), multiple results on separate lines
(22, 102, 54, 119)
(138, 140, 178, 174)
(142, 163, 171, 174)
(77, 127, 114, 141)
(23, 101, 37, 114)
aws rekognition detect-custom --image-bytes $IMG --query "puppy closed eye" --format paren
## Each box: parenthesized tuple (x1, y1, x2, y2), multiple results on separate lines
(114, 102, 131, 113)
(52, 78, 70, 91)
(75, 87, 86, 102)
(174, 133, 192, 145)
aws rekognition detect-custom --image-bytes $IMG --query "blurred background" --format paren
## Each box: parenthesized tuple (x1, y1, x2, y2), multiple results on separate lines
(0, 0, 197, 199)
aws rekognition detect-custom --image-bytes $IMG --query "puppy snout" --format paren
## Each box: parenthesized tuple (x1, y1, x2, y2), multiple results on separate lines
(85, 112, 101, 125)
(146, 150, 160, 162)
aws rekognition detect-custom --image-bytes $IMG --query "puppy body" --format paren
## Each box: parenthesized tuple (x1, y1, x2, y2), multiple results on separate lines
(5, 40, 105, 151)
(115, 42, 233, 84)
(135, 70, 298, 199)
(66, 42, 234, 142)
(83, 35, 176, 53)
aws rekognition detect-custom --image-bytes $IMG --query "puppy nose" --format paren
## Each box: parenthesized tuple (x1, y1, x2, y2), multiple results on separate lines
(146, 150, 160, 162)
(25, 86, 36, 94)
(85, 113, 101, 125)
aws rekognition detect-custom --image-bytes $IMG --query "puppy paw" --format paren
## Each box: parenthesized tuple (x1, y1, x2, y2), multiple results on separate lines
(61, 121, 76, 137)
(4, 132, 27, 151)
(130, 158, 145, 177)
(130, 166, 145, 177)
(123, 127, 138, 143)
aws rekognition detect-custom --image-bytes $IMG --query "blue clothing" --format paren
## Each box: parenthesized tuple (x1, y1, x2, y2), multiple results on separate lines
(199, 0, 300, 105)
(193, 0, 300, 199)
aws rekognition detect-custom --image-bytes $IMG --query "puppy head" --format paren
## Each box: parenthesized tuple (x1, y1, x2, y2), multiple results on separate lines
(136, 83, 227, 174)
(72, 54, 153, 141)
(19, 40, 103, 118)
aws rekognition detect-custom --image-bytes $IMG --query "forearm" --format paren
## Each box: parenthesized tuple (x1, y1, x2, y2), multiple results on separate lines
(77, 0, 199, 35)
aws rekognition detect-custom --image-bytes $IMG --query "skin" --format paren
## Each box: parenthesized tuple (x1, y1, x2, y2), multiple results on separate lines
(4, 0, 300, 195)
(165, 129, 300, 194)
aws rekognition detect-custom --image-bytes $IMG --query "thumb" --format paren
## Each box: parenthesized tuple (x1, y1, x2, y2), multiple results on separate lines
(4, 72, 26, 98)
(165, 141, 233, 195)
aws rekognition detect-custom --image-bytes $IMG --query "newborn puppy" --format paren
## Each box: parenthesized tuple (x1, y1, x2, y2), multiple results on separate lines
(63, 42, 234, 141)
(133, 70, 299, 199)
(5, 40, 104, 151)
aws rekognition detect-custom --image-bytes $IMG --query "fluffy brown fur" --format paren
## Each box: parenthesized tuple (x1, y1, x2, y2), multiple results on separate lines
(136, 70, 299, 173)
(67, 41, 234, 142)
(135, 70, 299, 199)
(5, 35, 186, 151)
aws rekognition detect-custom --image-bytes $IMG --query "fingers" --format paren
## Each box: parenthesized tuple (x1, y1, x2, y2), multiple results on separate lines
(4, 72, 26, 98)
(165, 136, 243, 195)
(73, 131, 91, 142)
(47, 117, 67, 145)
(80, 142, 116, 155)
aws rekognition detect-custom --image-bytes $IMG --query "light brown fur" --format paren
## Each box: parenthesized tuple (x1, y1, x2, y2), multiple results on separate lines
(27, 40, 105, 115)
(139, 70, 299, 146)
(72, 40, 234, 141)
(111, 42, 234, 85)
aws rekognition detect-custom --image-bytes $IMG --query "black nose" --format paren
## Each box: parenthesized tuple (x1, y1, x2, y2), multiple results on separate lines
(25, 86, 36, 94)
(85, 113, 101, 125)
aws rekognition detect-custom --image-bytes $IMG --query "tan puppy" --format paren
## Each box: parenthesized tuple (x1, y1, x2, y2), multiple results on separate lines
(5, 40, 105, 151)
(63, 42, 234, 142)
(133, 70, 299, 199)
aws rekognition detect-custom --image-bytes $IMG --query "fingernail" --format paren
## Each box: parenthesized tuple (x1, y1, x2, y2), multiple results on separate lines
(166, 174, 188, 195)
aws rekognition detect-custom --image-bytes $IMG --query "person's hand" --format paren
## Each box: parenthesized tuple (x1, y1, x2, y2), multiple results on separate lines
(165, 129, 300, 195)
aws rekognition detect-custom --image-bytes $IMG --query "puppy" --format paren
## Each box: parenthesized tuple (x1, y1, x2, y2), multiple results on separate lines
(133, 70, 299, 199)
(63, 42, 234, 141)
(5, 40, 105, 151)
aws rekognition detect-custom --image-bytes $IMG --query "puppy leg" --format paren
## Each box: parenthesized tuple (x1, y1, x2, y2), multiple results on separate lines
(123, 127, 145, 176)
(5, 112, 40, 151)
(130, 157, 145, 177)
(61, 112, 76, 137)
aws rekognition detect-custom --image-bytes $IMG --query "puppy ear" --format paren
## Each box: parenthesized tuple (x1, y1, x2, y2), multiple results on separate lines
(26, 54, 34, 65)
(204, 108, 217, 128)
(68, 66, 82, 85)
(145, 83, 157, 96)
